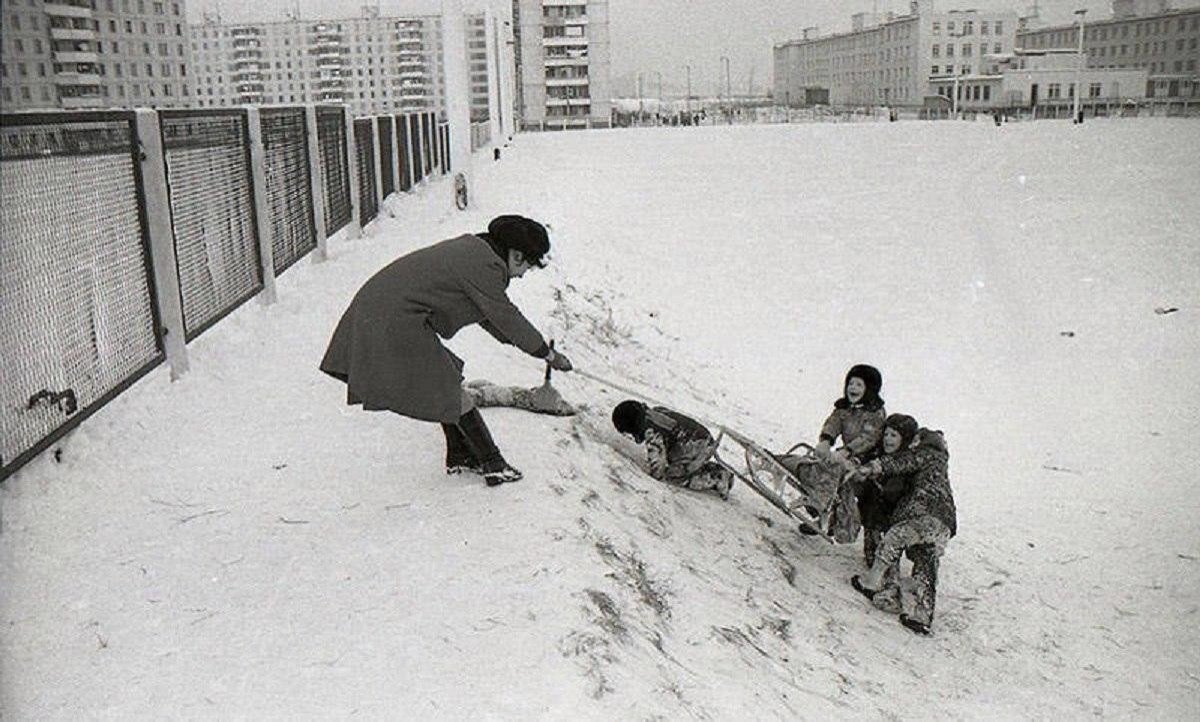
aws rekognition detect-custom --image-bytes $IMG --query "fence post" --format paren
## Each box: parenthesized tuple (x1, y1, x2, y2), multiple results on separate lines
(134, 109, 189, 380)
(244, 107, 279, 305)
(305, 104, 329, 263)
(371, 116, 385, 214)
(343, 106, 361, 240)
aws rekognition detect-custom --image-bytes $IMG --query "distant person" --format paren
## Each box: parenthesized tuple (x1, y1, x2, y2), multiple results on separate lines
(852, 413, 921, 614)
(320, 215, 573, 487)
(611, 400, 734, 499)
(850, 426, 958, 636)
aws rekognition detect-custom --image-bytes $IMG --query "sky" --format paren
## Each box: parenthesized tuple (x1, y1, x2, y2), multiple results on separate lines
(193, 0, 1124, 94)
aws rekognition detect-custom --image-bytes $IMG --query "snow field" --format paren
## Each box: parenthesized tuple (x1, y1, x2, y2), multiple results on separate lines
(2, 118, 1199, 719)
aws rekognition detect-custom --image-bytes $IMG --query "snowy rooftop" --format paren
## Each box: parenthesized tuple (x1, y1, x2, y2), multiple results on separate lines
(3, 117, 1199, 718)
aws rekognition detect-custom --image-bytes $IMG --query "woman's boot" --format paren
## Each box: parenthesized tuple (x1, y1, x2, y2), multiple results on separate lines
(456, 409, 522, 486)
(441, 423, 480, 475)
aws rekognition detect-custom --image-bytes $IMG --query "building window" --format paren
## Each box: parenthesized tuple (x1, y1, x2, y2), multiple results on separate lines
(1089, 82, 1102, 98)
(995, 22, 1003, 35)
(932, 21, 940, 34)
(981, 21, 990, 35)
(946, 44, 954, 57)
(994, 43, 1002, 54)
(1048, 83, 1061, 98)
(963, 44, 973, 56)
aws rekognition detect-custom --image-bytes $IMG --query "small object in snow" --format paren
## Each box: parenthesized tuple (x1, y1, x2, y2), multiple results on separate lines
(851, 576, 877, 601)
(900, 614, 931, 636)
(1154, 306, 1179, 315)
(53, 448, 63, 463)
(272, 463, 288, 471)
(1060, 331, 1076, 338)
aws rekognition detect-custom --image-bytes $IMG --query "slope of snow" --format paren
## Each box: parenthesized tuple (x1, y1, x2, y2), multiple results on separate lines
(3, 119, 1198, 719)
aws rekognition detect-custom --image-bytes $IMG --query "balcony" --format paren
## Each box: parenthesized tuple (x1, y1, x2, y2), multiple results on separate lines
(54, 68, 101, 85)
(43, 1, 93, 20)
(231, 26, 262, 37)
(49, 27, 96, 42)
(546, 76, 589, 86)
(544, 37, 589, 48)
(54, 50, 99, 64)
(233, 49, 262, 61)
(545, 97, 590, 106)
(232, 70, 262, 82)
(545, 55, 589, 67)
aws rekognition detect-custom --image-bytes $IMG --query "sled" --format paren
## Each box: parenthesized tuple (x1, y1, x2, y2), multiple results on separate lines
(711, 427, 840, 543)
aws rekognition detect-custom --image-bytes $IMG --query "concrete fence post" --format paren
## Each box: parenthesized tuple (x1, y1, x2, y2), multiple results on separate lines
(134, 109, 189, 380)
(371, 116, 386, 215)
(305, 104, 329, 262)
(244, 107, 279, 305)
(344, 106, 361, 240)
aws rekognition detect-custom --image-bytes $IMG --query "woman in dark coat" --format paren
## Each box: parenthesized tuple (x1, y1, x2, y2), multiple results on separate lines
(320, 215, 573, 486)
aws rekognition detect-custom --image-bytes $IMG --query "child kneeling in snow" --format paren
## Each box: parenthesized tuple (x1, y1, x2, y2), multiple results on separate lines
(612, 400, 733, 499)
(853, 413, 921, 614)
(849, 426, 957, 636)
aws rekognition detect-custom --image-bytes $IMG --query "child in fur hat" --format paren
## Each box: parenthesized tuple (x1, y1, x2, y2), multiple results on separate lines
(850, 425, 958, 636)
(815, 363, 887, 467)
(853, 413, 921, 614)
(612, 400, 734, 499)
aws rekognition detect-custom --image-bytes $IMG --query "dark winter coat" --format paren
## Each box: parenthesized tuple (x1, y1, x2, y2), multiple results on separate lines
(641, 407, 717, 481)
(876, 428, 957, 537)
(819, 401, 886, 460)
(856, 447, 913, 531)
(320, 234, 548, 424)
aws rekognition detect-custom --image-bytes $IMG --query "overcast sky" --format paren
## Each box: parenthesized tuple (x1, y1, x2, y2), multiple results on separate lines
(194, 1, 1119, 93)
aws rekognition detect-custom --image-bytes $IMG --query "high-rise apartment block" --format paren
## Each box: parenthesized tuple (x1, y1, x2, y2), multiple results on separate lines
(773, 1, 1017, 107)
(512, 0, 611, 129)
(1, 0, 193, 110)
(189, 9, 492, 118)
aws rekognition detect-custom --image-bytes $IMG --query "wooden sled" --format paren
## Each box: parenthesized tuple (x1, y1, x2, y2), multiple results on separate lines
(712, 427, 836, 543)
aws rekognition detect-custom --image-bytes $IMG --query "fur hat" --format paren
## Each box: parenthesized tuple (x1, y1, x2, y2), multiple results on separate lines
(884, 413, 919, 449)
(612, 399, 648, 441)
(835, 363, 884, 410)
(487, 215, 550, 267)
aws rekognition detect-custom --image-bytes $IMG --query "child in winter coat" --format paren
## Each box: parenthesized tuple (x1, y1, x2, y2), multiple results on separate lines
(612, 400, 734, 499)
(777, 364, 886, 535)
(853, 413, 921, 614)
(850, 426, 958, 636)
(816, 363, 887, 467)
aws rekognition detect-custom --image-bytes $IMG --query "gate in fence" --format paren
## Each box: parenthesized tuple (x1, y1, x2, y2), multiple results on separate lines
(0, 111, 164, 481)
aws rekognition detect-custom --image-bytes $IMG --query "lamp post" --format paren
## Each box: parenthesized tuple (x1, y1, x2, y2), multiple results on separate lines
(651, 70, 662, 124)
(684, 64, 692, 119)
(1073, 9, 1087, 123)
(720, 55, 732, 123)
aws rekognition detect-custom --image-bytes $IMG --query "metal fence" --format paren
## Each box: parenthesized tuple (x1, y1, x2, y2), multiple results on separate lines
(316, 106, 352, 236)
(396, 114, 412, 192)
(377, 116, 395, 198)
(1, 104, 495, 482)
(353, 118, 378, 225)
(260, 107, 317, 276)
(159, 109, 264, 341)
(1, 111, 163, 481)
(409, 114, 424, 185)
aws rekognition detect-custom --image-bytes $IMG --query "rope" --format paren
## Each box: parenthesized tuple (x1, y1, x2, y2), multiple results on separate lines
(563, 367, 722, 431)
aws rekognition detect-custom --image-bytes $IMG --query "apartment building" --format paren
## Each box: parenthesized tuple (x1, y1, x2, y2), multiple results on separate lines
(1, 0, 193, 111)
(773, 1, 1017, 107)
(189, 10, 492, 117)
(512, 0, 612, 129)
(1017, 0, 1199, 99)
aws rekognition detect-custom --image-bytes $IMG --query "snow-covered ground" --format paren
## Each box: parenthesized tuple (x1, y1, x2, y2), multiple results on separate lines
(3, 118, 1199, 719)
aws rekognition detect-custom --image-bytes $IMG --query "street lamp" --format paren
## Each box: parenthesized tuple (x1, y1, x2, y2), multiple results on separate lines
(650, 70, 663, 124)
(1073, 9, 1087, 123)
(684, 64, 692, 119)
(720, 55, 732, 123)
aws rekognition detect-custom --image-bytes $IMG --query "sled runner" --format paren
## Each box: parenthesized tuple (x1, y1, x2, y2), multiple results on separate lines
(712, 427, 840, 543)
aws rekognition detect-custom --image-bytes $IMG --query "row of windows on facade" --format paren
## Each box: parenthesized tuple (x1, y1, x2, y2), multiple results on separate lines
(543, 6, 587, 20)
(930, 19, 1005, 37)
(1, 60, 185, 79)
(1, 80, 184, 102)
(1086, 37, 1199, 57)
(1025, 14, 1198, 46)
(2, 36, 188, 58)
(197, 17, 438, 37)
(91, 0, 182, 16)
